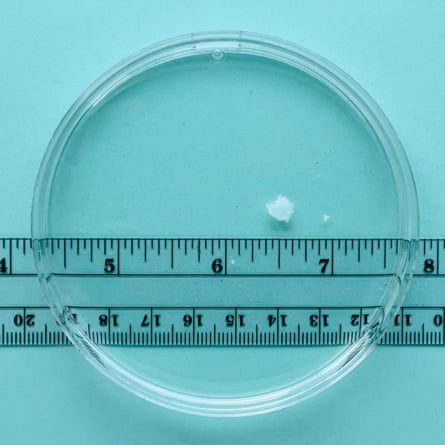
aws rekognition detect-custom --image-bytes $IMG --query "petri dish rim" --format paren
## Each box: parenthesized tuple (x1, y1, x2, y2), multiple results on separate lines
(32, 31, 419, 416)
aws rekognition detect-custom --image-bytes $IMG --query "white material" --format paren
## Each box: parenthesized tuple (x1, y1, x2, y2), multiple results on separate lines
(266, 194, 295, 223)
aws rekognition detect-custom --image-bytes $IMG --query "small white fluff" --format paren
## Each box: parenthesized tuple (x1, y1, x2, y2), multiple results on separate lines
(323, 214, 331, 223)
(266, 194, 295, 223)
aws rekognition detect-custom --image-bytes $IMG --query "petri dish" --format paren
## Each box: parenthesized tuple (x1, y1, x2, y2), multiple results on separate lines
(32, 31, 418, 416)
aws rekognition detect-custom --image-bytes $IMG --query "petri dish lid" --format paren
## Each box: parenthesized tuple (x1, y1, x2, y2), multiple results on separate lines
(32, 31, 418, 416)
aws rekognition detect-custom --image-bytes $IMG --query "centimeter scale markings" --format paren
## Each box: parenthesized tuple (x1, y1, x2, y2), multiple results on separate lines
(0, 237, 444, 347)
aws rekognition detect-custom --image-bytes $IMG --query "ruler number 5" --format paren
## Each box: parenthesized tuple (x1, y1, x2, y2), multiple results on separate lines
(319, 258, 330, 274)
(104, 258, 116, 273)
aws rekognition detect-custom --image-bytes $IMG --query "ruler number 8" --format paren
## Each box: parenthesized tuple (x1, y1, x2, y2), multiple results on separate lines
(424, 259, 435, 274)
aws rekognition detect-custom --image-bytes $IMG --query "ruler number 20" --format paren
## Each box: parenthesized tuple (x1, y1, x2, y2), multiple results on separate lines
(13, 313, 35, 327)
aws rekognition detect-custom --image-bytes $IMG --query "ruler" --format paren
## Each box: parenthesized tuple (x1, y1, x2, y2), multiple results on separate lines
(1, 237, 444, 347)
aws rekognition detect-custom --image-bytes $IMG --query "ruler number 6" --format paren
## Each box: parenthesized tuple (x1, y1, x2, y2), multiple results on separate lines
(319, 258, 330, 274)
(212, 258, 223, 274)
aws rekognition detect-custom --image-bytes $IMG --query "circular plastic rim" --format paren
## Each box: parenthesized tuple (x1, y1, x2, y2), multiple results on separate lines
(32, 31, 419, 417)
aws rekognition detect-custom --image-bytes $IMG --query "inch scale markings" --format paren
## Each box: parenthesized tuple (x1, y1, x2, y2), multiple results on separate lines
(0, 237, 441, 277)
(4, 237, 413, 276)
(0, 237, 444, 346)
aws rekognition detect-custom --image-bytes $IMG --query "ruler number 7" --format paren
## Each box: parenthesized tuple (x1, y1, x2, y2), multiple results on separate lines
(319, 258, 330, 274)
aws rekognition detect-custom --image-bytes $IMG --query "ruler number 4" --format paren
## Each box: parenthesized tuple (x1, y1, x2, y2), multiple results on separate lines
(0, 258, 7, 273)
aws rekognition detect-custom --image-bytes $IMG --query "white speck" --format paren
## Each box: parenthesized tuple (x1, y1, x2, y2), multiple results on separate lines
(230, 259, 235, 265)
(266, 194, 295, 223)
(211, 49, 225, 61)
(323, 214, 331, 223)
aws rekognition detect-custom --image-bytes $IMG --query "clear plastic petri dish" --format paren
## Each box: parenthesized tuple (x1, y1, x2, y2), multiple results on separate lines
(32, 31, 418, 416)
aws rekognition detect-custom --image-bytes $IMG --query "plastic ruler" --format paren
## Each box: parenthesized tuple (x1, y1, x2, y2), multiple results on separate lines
(1, 237, 444, 347)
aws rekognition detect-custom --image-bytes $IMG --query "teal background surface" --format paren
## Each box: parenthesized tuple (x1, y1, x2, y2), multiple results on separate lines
(0, 1, 444, 443)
